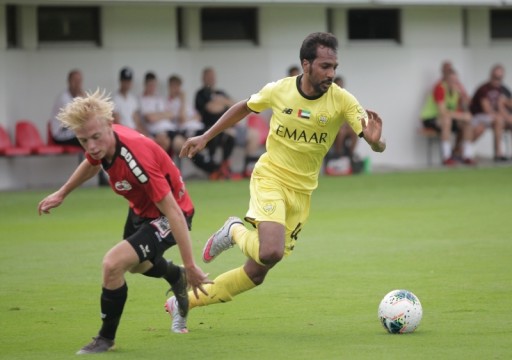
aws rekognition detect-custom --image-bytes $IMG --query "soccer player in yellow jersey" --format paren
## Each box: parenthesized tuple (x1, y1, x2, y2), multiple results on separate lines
(165, 32, 386, 333)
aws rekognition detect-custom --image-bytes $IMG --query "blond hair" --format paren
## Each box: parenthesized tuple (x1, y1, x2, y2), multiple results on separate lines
(57, 88, 114, 131)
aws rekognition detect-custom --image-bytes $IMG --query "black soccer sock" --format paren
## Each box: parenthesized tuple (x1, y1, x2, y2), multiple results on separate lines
(142, 258, 167, 278)
(143, 258, 181, 286)
(98, 283, 128, 340)
(163, 261, 181, 286)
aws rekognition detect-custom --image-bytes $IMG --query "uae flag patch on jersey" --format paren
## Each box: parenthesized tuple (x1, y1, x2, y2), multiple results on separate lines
(298, 109, 311, 119)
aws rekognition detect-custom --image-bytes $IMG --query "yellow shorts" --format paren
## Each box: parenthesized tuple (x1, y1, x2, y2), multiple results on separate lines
(245, 176, 311, 256)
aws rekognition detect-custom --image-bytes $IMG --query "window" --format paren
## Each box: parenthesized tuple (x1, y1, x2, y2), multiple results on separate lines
(348, 9, 401, 43)
(37, 6, 101, 46)
(326, 8, 335, 34)
(462, 8, 469, 47)
(177, 7, 185, 48)
(490, 9, 512, 40)
(200, 7, 258, 45)
(6, 5, 20, 49)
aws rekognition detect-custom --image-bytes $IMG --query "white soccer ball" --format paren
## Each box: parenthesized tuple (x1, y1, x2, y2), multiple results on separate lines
(378, 289, 422, 334)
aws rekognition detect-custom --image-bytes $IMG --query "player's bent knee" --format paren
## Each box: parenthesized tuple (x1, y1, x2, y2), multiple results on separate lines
(250, 274, 266, 286)
(246, 267, 269, 285)
(102, 256, 125, 279)
(259, 248, 284, 266)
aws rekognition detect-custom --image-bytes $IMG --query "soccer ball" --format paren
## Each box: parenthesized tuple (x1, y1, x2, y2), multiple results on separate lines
(378, 289, 422, 334)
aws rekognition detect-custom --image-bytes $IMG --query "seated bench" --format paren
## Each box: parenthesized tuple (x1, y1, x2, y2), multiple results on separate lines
(418, 127, 440, 166)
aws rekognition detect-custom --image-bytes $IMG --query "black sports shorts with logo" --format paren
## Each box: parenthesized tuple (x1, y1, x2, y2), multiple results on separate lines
(122, 207, 194, 264)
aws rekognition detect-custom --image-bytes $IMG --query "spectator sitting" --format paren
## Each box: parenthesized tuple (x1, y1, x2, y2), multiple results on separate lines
(440, 61, 471, 159)
(469, 64, 509, 162)
(421, 69, 475, 165)
(112, 67, 146, 135)
(165, 75, 203, 143)
(140, 71, 182, 157)
(49, 69, 85, 147)
(440, 61, 471, 106)
(49, 69, 109, 185)
(194, 67, 236, 179)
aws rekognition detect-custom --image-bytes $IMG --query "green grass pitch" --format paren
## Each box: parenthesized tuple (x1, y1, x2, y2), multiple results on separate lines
(1, 166, 511, 359)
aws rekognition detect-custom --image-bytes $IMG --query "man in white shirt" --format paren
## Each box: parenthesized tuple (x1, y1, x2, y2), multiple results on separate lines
(165, 75, 203, 138)
(140, 72, 180, 155)
(49, 69, 85, 146)
(113, 67, 145, 135)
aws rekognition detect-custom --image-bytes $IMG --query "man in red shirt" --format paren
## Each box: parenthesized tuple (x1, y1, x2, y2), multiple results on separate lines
(469, 64, 509, 161)
(38, 89, 211, 354)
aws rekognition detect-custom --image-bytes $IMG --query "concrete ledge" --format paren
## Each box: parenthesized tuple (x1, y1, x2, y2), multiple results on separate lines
(0, 155, 96, 190)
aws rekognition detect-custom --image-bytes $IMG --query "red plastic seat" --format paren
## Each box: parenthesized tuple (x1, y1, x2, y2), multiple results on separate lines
(15, 120, 64, 155)
(47, 121, 83, 154)
(0, 124, 31, 156)
(247, 114, 270, 146)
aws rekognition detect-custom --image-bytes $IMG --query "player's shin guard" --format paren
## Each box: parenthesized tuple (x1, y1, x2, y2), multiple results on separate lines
(189, 267, 256, 309)
(231, 225, 264, 266)
(99, 283, 128, 340)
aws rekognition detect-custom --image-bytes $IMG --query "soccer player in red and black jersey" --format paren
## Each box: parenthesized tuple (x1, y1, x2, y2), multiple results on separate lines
(38, 89, 211, 354)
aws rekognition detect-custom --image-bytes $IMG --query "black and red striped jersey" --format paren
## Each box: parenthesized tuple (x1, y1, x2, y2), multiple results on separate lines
(86, 124, 193, 219)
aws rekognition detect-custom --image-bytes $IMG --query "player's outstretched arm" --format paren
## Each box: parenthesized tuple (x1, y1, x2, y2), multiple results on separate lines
(38, 160, 101, 215)
(155, 193, 212, 299)
(179, 100, 251, 159)
(362, 110, 386, 153)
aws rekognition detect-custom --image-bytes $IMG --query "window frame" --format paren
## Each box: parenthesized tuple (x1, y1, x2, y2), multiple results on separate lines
(200, 7, 259, 46)
(37, 6, 102, 47)
(347, 8, 401, 44)
(6, 4, 20, 49)
(490, 9, 512, 40)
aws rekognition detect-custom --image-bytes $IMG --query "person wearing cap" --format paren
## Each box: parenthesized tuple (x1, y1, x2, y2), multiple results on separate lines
(113, 67, 146, 135)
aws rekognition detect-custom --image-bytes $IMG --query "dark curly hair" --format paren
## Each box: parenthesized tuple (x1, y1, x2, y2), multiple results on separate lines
(299, 32, 338, 63)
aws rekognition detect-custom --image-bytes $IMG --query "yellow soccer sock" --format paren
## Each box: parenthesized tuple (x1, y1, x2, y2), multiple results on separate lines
(232, 224, 264, 265)
(189, 266, 256, 309)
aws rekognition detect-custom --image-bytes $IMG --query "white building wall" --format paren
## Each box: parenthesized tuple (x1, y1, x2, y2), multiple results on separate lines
(1, 2, 511, 189)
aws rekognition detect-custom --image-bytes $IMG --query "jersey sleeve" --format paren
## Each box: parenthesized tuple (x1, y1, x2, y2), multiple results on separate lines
(247, 81, 275, 113)
(341, 90, 368, 137)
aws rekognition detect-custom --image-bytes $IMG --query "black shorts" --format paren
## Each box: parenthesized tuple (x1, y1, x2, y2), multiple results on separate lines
(422, 118, 460, 133)
(166, 130, 181, 141)
(122, 208, 194, 264)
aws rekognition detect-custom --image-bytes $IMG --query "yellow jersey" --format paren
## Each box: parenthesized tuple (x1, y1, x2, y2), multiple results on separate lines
(247, 76, 367, 194)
